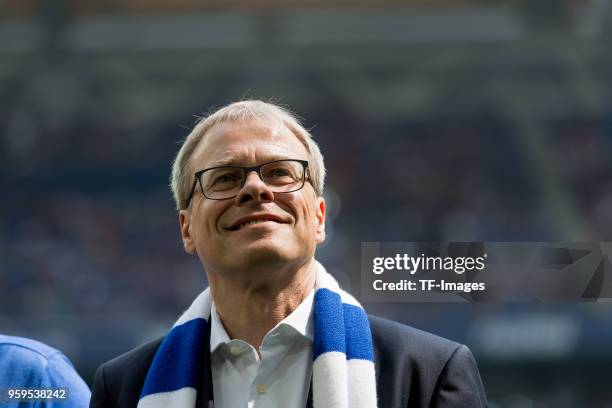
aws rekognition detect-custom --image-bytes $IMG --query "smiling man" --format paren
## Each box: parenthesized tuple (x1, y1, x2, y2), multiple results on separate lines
(90, 100, 487, 408)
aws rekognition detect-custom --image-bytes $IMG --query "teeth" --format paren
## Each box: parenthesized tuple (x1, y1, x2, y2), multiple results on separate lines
(237, 219, 271, 230)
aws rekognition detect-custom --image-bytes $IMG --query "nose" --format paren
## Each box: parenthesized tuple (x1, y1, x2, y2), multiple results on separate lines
(235, 171, 275, 205)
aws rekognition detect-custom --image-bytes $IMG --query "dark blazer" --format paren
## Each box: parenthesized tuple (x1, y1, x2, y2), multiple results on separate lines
(90, 315, 487, 408)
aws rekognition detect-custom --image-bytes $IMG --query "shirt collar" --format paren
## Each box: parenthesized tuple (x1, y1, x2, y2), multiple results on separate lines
(210, 302, 232, 354)
(276, 286, 315, 341)
(210, 286, 315, 353)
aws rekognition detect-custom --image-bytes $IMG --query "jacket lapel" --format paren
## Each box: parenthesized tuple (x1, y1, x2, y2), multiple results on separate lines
(306, 375, 313, 408)
(196, 317, 214, 408)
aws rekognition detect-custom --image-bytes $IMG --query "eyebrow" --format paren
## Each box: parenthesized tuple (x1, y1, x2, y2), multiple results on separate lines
(204, 155, 299, 168)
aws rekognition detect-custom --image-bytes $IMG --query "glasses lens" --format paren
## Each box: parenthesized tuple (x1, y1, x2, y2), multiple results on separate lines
(201, 167, 243, 199)
(199, 160, 306, 200)
(261, 160, 305, 192)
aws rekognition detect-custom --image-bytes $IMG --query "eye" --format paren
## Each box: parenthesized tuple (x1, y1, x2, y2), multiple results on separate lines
(213, 173, 240, 185)
(270, 169, 290, 177)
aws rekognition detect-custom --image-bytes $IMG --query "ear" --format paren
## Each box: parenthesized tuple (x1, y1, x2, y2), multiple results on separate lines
(179, 210, 197, 255)
(315, 196, 326, 244)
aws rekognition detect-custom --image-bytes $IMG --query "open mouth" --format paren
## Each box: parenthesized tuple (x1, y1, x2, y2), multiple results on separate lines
(227, 215, 288, 231)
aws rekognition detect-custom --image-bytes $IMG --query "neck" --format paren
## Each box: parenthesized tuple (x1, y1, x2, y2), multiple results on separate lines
(208, 258, 316, 350)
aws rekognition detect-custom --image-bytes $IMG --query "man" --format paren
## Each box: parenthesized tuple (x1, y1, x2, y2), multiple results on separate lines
(90, 100, 487, 408)
(0, 334, 91, 407)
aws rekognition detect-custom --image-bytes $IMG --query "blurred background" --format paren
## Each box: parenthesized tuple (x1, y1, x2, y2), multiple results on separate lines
(2, 0, 612, 406)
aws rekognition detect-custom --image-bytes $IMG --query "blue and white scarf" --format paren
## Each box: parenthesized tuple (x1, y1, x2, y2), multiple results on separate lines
(137, 261, 378, 408)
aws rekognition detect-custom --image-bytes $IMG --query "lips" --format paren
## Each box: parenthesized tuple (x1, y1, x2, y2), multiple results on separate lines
(226, 214, 289, 231)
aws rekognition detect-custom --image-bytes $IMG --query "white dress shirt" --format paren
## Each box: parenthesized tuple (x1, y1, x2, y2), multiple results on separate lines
(210, 288, 315, 408)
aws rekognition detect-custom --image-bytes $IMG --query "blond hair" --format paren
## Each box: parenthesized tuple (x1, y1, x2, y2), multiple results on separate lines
(170, 100, 326, 210)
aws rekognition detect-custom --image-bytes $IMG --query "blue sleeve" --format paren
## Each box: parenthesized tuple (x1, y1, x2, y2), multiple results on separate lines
(37, 352, 91, 408)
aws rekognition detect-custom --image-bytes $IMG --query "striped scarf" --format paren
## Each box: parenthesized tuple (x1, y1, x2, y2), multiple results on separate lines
(137, 261, 378, 408)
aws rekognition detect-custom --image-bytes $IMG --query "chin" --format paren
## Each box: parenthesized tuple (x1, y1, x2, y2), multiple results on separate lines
(233, 239, 300, 269)
(243, 243, 289, 263)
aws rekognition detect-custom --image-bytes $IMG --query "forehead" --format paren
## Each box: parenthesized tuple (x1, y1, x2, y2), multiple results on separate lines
(191, 118, 309, 168)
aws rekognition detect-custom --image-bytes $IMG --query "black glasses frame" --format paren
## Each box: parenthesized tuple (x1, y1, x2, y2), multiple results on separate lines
(185, 159, 309, 206)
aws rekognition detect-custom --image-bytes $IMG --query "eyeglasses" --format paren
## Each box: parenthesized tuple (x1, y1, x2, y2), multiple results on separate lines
(186, 159, 309, 205)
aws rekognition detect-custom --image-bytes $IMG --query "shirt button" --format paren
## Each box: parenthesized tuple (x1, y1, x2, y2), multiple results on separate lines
(256, 384, 268, 395)
(229, 346, 241, 355)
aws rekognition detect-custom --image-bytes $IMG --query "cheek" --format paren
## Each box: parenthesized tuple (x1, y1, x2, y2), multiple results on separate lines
(295, 201, 318, 234)
(270, 195, 319, 238)
(303, 208, 317, 230)
(192, 203, 225, 242)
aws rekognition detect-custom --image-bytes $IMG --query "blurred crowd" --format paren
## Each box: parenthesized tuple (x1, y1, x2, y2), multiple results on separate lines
(2, 106, 612, 388)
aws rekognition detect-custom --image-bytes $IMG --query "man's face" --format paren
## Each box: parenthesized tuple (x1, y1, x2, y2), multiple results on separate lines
(179, 118, 326, 279)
